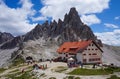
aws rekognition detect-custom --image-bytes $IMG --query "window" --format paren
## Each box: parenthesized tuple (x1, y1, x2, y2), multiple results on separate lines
(96, 58, 100, 61)
(92, 53, 97, 55)
(92, 44, 94, 46)
(89, 59, 91, 61)
(83, 54, 86, 56)
(89, 44, 91, 46)
(66, 54, 68, 57)
(95, 49, 98, 50)
(95, 58, 100, 61)
(83, 59, 86, 63)
(89, 58, 100, 61)
(89, 54, 91, 55)
(92, 49, 94, 50)
(88, 48, 90, 50)
(89, 59, 92, 61)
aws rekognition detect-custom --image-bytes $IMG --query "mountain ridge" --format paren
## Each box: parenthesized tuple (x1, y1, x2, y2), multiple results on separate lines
(0, 32, 14, 45)
(0, 7, 119, 67)
(0, 7, 96, 49)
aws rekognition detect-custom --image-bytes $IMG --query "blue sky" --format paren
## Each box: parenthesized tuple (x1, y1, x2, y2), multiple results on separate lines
(0, 0, 120, 45)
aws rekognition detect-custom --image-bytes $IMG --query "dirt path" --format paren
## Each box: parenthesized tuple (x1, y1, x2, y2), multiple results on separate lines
(1, 62, 120, 79)
(34, 62, 67, 79)
(33, 62, 120, 79)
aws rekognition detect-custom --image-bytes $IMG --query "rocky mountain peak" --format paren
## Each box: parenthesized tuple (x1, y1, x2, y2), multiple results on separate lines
(0, 7, 96, 49)
(0, 7, 104, 68)
(0, 32, 14, 44)
(64, 7, 83, 26)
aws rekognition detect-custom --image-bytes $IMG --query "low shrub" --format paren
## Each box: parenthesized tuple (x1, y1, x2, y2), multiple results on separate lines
(0, 68, 6, 73)
(68, 76, 74, 79)
(74, 77, 80, 79)
(6, 70, 35, 79)
(107, 75, 120, 79)
(49, 77, 56, 79)
(11, 56, 25, 67)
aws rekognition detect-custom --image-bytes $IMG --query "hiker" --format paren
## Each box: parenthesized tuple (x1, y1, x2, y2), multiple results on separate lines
(33, 64, 39, 70)
(93, 64, 96, 68)
(21, 68, 25, 73)
(50, 59, 52, 63)
(45, 64, 47, 69)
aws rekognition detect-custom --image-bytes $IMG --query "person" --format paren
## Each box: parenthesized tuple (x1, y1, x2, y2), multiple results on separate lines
(33, 64, 39, 70)
(93, 64, 96, 68)
(21, 68, 25, 73)
(81, 63, 83, 68)
(45, 64, 47, 69)
(50, 59, 52, 63)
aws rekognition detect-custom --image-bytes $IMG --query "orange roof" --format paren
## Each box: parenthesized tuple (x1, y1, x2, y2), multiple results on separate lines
(57, 40, 92, 54)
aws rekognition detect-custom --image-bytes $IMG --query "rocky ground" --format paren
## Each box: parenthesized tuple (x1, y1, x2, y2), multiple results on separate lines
(32, 61, 120, 79)
(102, 45, 120, 66)
(0, 61, 120, 79)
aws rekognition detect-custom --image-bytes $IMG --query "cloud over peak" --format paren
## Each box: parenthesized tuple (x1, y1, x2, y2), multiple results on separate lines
(40, 0, 110, 25)
(0, 0, 110, 36)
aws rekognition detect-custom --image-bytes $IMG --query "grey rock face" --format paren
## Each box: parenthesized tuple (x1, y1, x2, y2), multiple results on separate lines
(0, 36, 24, 49)
(1, 7, 120, 67)
(0, 7, 96, 49)
(0, 32, 14, 44)
(24, 7, 95, 44)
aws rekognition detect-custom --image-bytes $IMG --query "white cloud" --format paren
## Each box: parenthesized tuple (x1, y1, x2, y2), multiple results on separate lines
(104, 23, 119, 28)
(40, 0, 110, 25)
(114, 29, 120, 34)
(115, 16, 120, 20)
(81, 15, 101, 25)
(95, 29, 120, 46)
(0, 0, 36, 36)
(0, 0, 111, 36)
(32, 16, 47, 22)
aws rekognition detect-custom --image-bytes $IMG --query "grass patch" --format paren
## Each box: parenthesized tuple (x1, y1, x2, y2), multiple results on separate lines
(68, 68, 114, 75)
(0, 68, 6, 73)
(68, 76, 74, 79)
(54, 66, 68, 73)
(6, 69, 36, 79)
(109, 67, 120, 72)
(107, 75, 120, 79)
(49, 77, 56, 79)
(11, 56, 25, 67)
(6, 71, 22, 78)
(74, 77, 81, 79)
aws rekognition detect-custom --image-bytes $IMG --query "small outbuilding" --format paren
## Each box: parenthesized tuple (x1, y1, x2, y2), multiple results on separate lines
(26, 56, 33, 64)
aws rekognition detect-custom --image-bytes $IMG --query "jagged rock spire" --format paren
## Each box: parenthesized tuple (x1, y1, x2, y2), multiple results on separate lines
(64, 7, 83, 25)
(0, 7, 96, 49)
